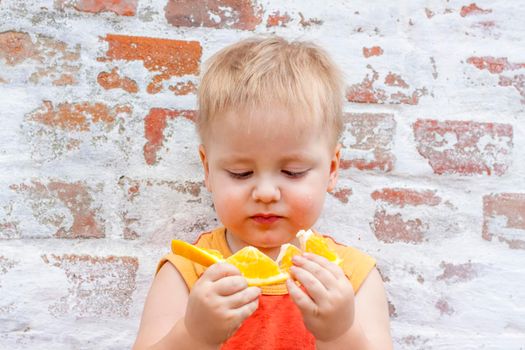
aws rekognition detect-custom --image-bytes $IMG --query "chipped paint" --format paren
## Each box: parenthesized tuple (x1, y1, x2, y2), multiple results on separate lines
(99, 35, 201, 94)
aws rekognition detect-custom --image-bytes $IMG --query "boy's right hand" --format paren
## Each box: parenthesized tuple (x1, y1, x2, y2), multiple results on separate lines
(184, 262, 261, 347)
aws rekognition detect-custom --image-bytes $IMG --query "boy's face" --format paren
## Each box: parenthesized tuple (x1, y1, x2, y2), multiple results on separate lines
(199, 106, 341, 252)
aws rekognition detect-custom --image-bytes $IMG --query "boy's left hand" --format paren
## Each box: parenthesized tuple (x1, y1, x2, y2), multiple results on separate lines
(287, 253, 355, 342)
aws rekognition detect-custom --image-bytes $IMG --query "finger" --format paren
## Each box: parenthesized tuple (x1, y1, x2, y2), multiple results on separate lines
(203, 262, 241, 282)
(292, 255, 336, 288)
(303, 253, 345, 279)
(224, 299, 259, 340)
(214, 275, 249, 296)
(286, 278, 318, 317)
(226, 286, 261, 309)
(290, 265, 327, 305)
(232, 295, 260, 321)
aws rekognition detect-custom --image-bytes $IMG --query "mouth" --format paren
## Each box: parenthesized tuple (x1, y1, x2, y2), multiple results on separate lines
(251, 214, 282, 225)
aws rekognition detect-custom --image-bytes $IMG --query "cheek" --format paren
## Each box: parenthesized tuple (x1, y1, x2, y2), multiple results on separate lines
(287, 188, 326, 223)
(210, 184, 245, 223)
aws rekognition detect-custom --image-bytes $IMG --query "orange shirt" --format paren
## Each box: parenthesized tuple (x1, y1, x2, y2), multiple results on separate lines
(157, 227, 376, 349)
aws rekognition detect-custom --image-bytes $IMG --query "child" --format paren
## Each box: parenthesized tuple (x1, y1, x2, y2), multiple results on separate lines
(133, 36, 392, 349)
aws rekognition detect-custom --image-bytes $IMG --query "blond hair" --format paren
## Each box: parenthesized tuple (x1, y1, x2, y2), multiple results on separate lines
(197, 36, 344, 146)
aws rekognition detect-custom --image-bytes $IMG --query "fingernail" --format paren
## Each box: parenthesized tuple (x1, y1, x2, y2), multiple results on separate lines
(292, 255, 303, 263)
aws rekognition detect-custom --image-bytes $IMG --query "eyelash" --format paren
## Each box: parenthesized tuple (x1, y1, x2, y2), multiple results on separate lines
(282, 170, 308, 178)
(227, 170, 308, 179)
(228, 171, 252, 179)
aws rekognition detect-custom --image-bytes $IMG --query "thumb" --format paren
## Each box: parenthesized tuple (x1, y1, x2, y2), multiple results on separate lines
(203, 262, 242, 282)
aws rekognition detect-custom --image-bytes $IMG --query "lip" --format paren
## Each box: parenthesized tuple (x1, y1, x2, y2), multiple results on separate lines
(251, 214, 282, 224)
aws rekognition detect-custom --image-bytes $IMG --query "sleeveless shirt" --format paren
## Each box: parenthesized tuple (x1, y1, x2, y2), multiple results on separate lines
(157, 227, 376, 349)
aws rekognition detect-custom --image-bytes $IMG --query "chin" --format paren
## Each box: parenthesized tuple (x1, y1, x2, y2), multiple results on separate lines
(255, 236, 291, 248)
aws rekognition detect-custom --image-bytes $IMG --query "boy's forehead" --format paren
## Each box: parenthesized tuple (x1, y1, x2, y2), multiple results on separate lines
(205, 110, 333, 162)
(217, 105, 321, 138)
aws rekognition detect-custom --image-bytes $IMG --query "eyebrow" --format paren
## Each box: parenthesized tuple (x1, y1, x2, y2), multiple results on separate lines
(279, 153, 314, 162)
(217, 155, 252, 164)
(218, 153, 314, 165)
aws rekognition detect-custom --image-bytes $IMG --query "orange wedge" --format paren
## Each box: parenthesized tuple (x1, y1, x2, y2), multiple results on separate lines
(297, 229, 342, 265)
(226, 246, 289, 286)
(171, 239, 224, 267)
(171, 229, 343, 286)
(276, 243, 302, 274)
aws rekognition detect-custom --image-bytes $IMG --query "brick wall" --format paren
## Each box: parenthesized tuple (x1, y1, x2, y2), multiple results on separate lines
(1, 1, 524, 348)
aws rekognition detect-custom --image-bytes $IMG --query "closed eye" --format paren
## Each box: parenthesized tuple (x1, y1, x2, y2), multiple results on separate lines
(282, 170, 309, 178)
(227, 171, 253, 179)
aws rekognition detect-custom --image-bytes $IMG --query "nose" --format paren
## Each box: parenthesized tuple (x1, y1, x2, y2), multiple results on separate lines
(251, 177, 281, 203)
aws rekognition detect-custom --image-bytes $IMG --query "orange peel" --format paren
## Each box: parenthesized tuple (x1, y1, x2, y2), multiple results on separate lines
(171, 239, 224, 267)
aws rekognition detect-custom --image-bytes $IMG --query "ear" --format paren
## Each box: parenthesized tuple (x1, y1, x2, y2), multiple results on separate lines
(199, 144, 212, 192)
(327, 143, 342, 193)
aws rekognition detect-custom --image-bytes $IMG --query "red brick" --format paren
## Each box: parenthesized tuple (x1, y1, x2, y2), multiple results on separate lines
(384, 72, 409, 88)
(460, 3, 492, 17)
(143, 108, 197, 165)
(0, 31, 80, 85)
(388, 301, 397, 318)
(499, 74, 525, 105)
(330, 188, 352, 204)
(435, 298, 454, 316)
(266, 11, 292, 27)
(473, 20, 496, 29)
(28, 101, 131, 131)
(371, 188, 441, 208)
(346, 67, 427, 105)
(298, 12, 323, 27)
(372, 210, 426, 244)
(339, 113, 395, 172)
(0, 31, 37, 65)
(437, 261, 479, 283)
(99, 34, 201, 94)
(483, 193, 525, 249)
(467, 56, 525, 74)
(371, 188, 448, 244)
(10, 181, 104, 238)
(363, 46, 383, 58)
(55, 0, 138, 16)
(119, 176, 203, 201)
(413, 119, 513, 176)
(97, 67, 138, 93)
(402, 335, 431, 347)
(24, 101, 132, 163)
(30, 37, 80, 86)
(165, 0, 263, 30)
(42, 254, 138, 317)
(169, 81, 197, 96)
(0, 221, 20, 239)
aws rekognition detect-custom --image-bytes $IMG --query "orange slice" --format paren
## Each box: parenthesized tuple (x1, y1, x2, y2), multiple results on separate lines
(297, 229, 342, 265)
(171, 239, 224, 267)
(226, 246, 289, 286)
(276, 243, 302, 274)
(171, 229, 344, 287)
